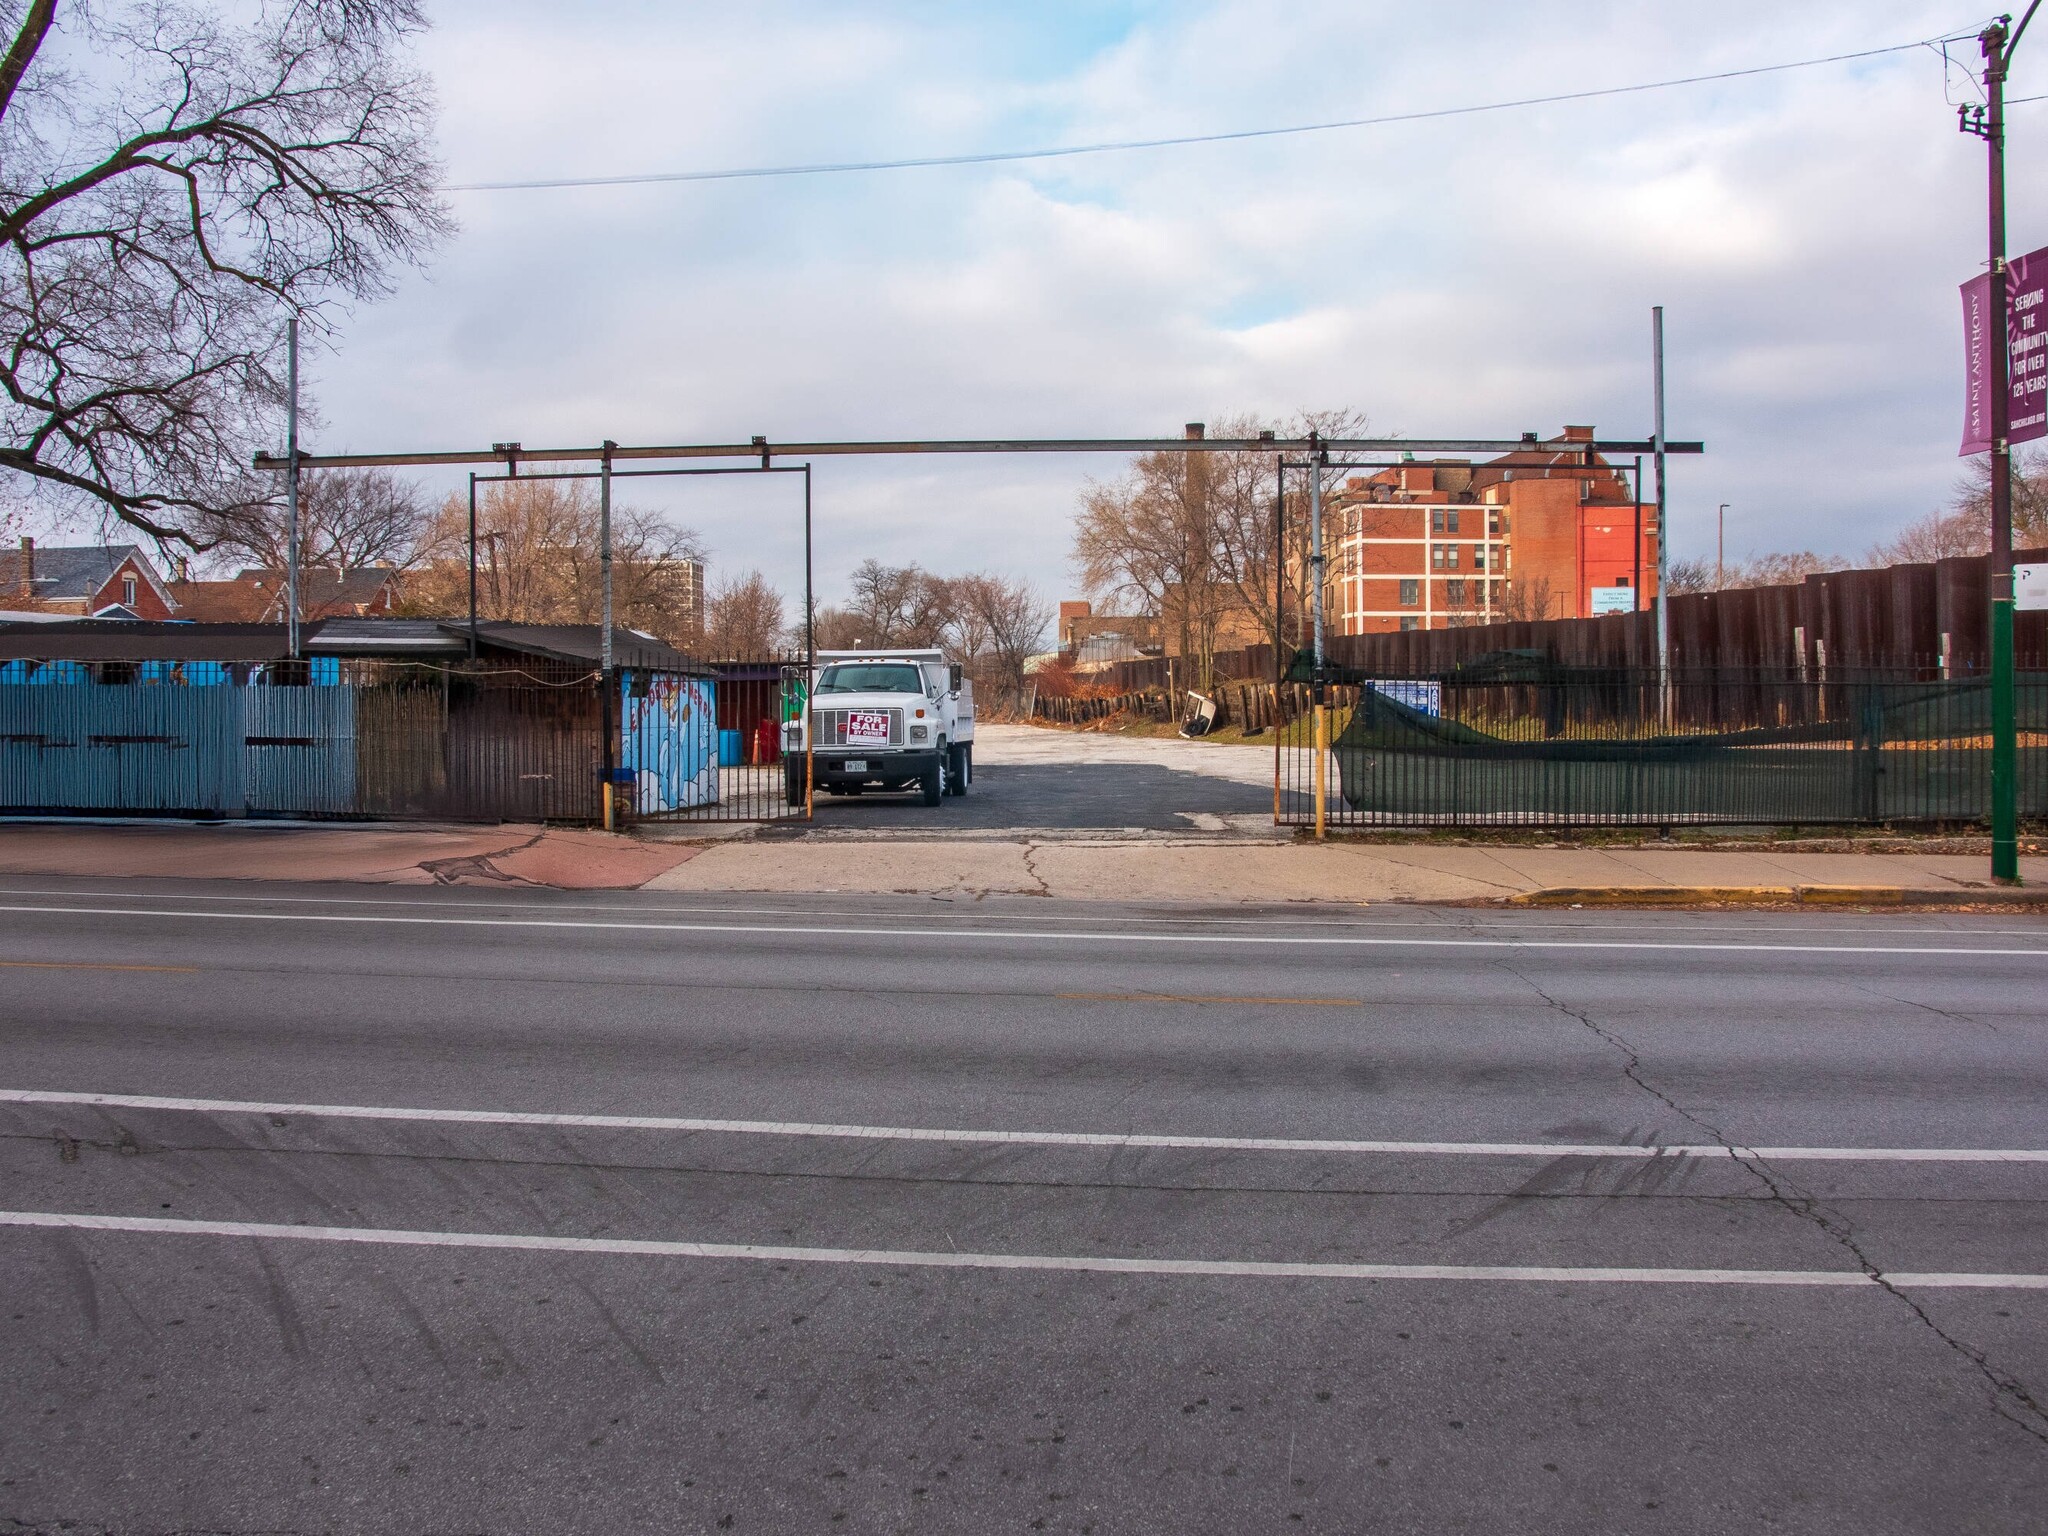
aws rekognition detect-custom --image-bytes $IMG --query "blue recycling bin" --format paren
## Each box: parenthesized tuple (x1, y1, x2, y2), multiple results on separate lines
(718, 729, 743, 766)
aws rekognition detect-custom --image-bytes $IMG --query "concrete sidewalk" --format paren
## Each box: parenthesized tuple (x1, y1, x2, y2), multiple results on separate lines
(0, 819, 2041, 904)
(643, 836, 2048, 905)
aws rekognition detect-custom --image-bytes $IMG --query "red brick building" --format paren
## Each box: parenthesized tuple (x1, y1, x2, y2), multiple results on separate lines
(1, 540, 177, 618)
(1331, 427, 1659, 633)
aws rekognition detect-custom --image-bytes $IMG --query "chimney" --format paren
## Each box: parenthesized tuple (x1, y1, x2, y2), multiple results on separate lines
(175, 555, 190, 582)
(1184, 422, 1205, 441)
(1562, 425, 1594, 443)
(16, 536, 30, 598)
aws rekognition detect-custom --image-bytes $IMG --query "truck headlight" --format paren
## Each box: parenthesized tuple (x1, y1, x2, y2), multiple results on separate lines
(909, 724, 929, 741)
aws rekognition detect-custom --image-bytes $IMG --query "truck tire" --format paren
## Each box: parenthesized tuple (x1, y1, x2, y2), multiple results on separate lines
(947, 741, 968, 795)
(921, 754, 945, 806)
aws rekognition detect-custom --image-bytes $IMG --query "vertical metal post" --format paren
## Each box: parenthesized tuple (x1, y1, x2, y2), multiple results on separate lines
(804, 462, 815, 818)
(1631, 457, 1644, 608)
(1309, 437, 1328, 839)
(600, 441, 616, 669)
(466, 472, 478, 660)
(1273, 458, 1286, 823)
(285, 317, 301, 659)
(1983, 15, 2025, 882)
(600, 441, 616, 833)
(1717, 503, 1728, 592)
(1653, 307, 1671, 723)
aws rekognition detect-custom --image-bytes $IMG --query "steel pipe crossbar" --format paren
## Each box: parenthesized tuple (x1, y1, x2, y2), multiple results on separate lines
(257, 435, 1703, 471)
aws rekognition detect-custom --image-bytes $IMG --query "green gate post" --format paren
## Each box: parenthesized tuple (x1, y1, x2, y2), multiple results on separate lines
(1992, 593, 2019, 880)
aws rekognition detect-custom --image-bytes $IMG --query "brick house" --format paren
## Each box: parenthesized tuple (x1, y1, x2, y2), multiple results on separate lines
(0, 540, 177, 619)
(166, 566, 403, 622)
(1330, 427, 1659, 633)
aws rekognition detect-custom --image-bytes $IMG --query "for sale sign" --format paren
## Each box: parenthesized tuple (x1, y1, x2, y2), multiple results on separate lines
(1960, 245, 2048, 454)
(844, 710, 892, 747)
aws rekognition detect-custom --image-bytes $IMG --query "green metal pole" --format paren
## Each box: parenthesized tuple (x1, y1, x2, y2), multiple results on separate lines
(1981, 15, 2025, 882)
(1992, 593, 2018, 879)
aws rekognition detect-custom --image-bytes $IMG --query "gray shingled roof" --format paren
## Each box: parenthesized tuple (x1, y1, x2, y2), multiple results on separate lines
(0, 544, 160, 601)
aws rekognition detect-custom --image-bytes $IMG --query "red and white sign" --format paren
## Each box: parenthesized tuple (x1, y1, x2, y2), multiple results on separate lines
(844, 711, 892, 747)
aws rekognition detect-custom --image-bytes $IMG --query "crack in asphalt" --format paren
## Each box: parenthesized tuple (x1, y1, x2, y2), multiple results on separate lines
(1847, 980, 2002, 1036)
(1497, 958, 2048, 1449)
(1018, 841, 1053, 898)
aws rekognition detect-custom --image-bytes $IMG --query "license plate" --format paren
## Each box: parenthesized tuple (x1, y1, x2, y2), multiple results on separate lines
(845, 711, 891, 747)
(842, 759, 867, 773)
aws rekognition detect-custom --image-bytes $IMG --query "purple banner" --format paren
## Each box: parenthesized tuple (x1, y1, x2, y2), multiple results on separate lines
(1960, 245, 2048, 455)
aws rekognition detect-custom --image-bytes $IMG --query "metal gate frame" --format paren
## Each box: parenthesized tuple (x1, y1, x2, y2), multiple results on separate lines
(456, 460, 817, 825)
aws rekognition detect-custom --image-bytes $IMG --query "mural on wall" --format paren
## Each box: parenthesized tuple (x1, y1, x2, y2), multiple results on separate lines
(620, 670, 719, 812)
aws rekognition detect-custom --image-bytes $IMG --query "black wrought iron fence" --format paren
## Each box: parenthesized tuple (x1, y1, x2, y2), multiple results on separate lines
(620, 655, 811, 825)
(1277, 664, 2048, 829)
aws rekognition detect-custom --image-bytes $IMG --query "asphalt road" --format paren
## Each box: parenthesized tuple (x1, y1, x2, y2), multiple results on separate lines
(1, 878, 2045, 1534)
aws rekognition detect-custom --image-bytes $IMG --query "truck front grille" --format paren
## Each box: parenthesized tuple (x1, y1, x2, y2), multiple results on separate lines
(812, 706, 905, 749)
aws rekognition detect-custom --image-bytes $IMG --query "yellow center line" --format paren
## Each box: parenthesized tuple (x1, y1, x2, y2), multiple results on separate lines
(1057, 992, 1360, 1008)
(0, 960, 200, 974)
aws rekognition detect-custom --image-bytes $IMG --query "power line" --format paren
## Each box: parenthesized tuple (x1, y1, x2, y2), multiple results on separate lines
(445, 34, 1965, 194)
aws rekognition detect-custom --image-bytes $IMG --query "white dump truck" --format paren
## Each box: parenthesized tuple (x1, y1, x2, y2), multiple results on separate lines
(782, 648, 975, 807)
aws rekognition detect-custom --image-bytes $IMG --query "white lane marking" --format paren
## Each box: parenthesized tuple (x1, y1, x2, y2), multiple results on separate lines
(6, 1089, 2043, 1164)
(0, 1210, 2039, 1289)
(8, 884, 2039, 939)
(0, 903, 2042, 958)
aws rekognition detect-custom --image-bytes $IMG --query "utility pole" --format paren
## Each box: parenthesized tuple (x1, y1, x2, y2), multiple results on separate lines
(1964, 5, 2034, 883)
(285, 317, 300, 659)
(1717, 503, 1728, 591)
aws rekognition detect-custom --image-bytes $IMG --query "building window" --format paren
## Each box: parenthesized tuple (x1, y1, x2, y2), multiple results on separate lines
(121, 574, 137, 606)
(1399, 616, 1420, 632)
(1445, 544, 1460, 569)
(1399, 578, 1419, 607)
(1445, 579, 1466, 607)
(1430, 508, 1461, 535)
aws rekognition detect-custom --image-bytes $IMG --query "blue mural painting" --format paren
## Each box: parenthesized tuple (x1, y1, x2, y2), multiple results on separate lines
(619, 670, 718, 811)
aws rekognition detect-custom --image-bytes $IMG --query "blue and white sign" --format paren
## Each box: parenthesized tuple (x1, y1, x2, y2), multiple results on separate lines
(1368, 680, 1442, 717)
(1591, 586, 1637, 616)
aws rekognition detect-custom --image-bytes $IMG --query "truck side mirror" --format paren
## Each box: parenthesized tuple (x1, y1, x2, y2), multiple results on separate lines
(949, 664, 963, 692)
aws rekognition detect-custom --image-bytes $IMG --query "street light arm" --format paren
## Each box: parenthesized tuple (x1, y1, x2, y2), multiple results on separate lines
(2011, 0, 2043, 57)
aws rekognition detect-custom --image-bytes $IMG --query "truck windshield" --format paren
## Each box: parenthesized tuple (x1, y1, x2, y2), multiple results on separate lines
(816, 663, 924, 695)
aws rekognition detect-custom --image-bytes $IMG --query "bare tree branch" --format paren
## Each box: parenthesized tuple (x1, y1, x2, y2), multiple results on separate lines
(0, 0, 448, 544)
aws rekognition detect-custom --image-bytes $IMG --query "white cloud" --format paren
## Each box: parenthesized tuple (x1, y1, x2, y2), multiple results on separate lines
(121, 0, 2046, 599)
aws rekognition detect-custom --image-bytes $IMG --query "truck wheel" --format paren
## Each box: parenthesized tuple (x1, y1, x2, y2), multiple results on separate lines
(784, 761, 807, 808)
(921, 755, 945, 806)
(947, 741, 968, 795)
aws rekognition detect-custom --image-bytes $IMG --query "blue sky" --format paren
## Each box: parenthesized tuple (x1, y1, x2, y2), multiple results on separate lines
(148, 2, 2048, 602)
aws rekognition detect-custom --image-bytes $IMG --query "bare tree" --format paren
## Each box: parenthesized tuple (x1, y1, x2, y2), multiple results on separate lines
(1665, 558, 1716, 595)
(1948, 444, 2048, 549)
(1073, 448, 1230, 684)
(0, 0, 447, 545)
(1210, 408, 1369, 650)
(1723, 551, 1839, 589)
(404, 479, 706, 642)
(841, 559, 955, 646)
(1498, 575, 1559, 621)
(214, 466, 429, 571)
(949, 571, 1049, 709)
(703, 570, 786, 656)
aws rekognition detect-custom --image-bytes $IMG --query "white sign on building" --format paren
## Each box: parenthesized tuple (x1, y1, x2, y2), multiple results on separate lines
(1590, 586, 1637, 615)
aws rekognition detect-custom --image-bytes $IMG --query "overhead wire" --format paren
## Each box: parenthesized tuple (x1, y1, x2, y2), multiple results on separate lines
(445, 30, 1984, 194)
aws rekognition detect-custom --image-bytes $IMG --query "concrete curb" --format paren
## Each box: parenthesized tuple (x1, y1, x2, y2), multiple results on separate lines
(1508, 884, 2048, 909)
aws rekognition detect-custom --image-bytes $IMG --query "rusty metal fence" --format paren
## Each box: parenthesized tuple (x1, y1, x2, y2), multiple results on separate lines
(1277, 664, 2048, 830)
